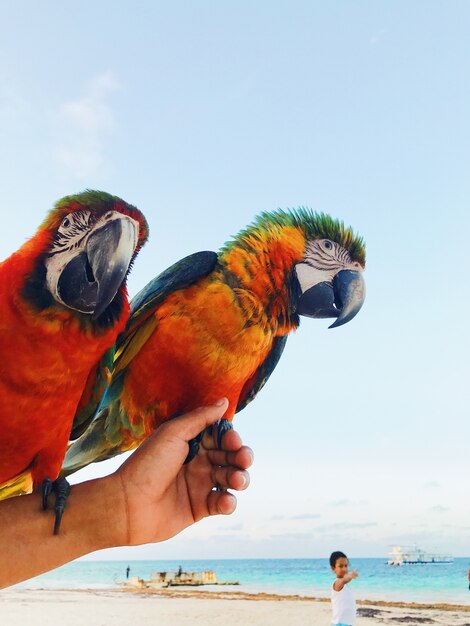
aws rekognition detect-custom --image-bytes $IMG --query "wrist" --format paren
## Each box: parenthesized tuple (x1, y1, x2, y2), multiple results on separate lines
(70, 475, 127, 551)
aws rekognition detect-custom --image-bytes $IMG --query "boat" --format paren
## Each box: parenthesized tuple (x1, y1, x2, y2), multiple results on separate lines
(122, 566, 239, 589)
(387, 545, 453, 565)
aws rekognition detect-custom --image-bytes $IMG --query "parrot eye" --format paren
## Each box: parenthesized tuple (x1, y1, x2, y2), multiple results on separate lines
(61, 216, 72, 229)
(322, 240, 333, 251)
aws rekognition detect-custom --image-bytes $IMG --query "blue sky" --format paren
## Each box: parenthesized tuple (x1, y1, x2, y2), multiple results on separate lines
(1, 1, 470, 559)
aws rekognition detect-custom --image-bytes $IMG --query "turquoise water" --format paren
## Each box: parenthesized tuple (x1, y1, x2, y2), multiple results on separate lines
(15, 558, 470, 605)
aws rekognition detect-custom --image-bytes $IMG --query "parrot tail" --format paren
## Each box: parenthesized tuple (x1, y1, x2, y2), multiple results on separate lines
(61, 408, 125, 477)
(0, 468, 34, 501)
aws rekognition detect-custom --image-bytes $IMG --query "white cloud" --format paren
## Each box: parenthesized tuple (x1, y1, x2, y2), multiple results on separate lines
(54, 71, 121, 178)
(328, 499, 368, 508)
(218, 522, 244, 531)
(315, 522, 378, 533)
(329, 499, 350, 507)
(429, 505, 450, 513)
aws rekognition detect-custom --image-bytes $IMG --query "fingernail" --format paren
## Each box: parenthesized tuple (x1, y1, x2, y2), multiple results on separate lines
(214, 398, 227, 406)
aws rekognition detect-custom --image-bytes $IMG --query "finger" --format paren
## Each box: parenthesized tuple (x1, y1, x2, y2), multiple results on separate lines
(211, 466, 250, 491)
(207, 490, 237, 516)
(207, 446, 254, 470)
(202, 427, 242, 452)
(163, 399, 229, 442)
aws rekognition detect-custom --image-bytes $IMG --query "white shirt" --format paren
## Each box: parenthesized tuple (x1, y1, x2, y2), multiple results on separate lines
(331, 580, 356, 625)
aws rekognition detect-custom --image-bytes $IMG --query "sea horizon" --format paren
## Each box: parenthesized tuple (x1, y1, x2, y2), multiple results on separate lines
(12, 557, 470, 606)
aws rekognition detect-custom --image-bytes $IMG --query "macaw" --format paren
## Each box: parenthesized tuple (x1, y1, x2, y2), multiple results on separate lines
(0, 190, 148, 532)
(63, 209, 365, 474)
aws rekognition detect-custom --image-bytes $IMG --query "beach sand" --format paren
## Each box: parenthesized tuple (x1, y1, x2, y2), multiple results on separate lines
(1, 588, 470, 626)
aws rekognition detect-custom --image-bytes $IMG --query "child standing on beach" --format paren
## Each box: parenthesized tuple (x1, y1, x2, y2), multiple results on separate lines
(330, 551, 359, 626)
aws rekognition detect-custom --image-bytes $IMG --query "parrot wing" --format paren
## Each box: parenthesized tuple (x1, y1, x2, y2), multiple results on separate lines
(113, 250, 218, 376)
(63, 251, 218, 475)
(236, 334, 288, 413)
(70, 347, 115, 440)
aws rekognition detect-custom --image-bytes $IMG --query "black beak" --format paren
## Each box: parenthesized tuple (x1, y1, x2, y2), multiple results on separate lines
(57, 216, 137, 316)
(297, 269, 365, 329)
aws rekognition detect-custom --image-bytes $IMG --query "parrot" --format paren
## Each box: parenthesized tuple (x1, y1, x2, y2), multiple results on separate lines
(0, 190, 148, 532)
(63, 208, 365, 475)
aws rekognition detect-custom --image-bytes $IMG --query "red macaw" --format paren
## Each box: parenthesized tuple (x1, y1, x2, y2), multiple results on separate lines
(0, 190, 148, 532)
(63, 209, 365, 474)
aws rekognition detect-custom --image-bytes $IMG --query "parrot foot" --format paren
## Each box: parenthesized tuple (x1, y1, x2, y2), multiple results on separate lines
(184, 420, 233, 466)
(215, 419, 233, 491)
(206, 419, 234, 491)
(41, 476, 71, 535)
(215, 418, 233, 449)
(184, 433, 202, 465)
(207, 419, 233, 449)
(213, 419, 233, 492)
(41, 478, 53, 510)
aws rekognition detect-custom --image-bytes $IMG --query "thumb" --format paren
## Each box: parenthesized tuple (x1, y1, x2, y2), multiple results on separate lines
(166, 398, 229, 442)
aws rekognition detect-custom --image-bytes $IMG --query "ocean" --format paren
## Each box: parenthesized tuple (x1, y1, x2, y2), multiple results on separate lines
(14, 558, 470, 605)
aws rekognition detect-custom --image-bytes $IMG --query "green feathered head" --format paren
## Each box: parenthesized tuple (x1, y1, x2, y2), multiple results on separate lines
(222, 207, 366, 329)
(23, 190, 149, 325)
(225, 207, 365, 266)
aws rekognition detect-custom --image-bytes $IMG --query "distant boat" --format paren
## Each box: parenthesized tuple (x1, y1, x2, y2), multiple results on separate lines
(387, 545, 453, 565)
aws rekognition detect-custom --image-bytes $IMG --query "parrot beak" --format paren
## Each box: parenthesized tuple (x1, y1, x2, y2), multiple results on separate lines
(297, 269, 365, 328)
(328, 270, 366, 328)
(57, 215, 138, 316)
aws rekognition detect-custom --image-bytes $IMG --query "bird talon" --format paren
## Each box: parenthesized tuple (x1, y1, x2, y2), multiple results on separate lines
(216, 419, 233, 449)
(41, 478, 54, 511)
(41, 477, 71, 534)
(53, 476, 71, 534)
(184, 432, 203, 464)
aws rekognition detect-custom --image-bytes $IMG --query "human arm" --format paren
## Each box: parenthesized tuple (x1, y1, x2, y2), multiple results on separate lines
(0, 398, 253, 589)
(333, 570, 359, 591)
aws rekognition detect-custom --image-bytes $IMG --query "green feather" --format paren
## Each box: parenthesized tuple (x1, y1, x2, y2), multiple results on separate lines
(54, 189, 120, 210)
(223, 207, 365, 265)
(40, 189, 147, 234)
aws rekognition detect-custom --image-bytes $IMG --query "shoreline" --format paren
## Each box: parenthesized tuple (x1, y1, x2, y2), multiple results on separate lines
(2, 588, 470, 625)
(120, 586, 470, 611)
(7, 586, 470, 611)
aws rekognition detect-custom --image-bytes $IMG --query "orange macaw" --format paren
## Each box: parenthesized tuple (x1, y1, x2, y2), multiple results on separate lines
(63, 209, 365, 474)
(0, 190, 148, 531)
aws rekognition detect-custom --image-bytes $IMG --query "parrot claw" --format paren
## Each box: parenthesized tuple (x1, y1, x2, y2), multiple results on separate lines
(184, 420, 233, 467)
(53, 477, 71, 535)
(41, 476, 71, 534)
(41, 478, 53, 510)
(215, 418, 233, 449)
(213, 419, 233, 492)
(184, 433, 203, 465)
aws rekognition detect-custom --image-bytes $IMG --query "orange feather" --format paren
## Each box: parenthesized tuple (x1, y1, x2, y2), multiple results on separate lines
(111, 231, 305, 450)
(0, 192, 147, 489)
(63, 208, 366, 475)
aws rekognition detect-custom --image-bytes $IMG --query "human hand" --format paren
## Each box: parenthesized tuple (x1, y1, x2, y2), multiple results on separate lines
(350, 569, 359, 579)
(111, 398, 253, 546)
(0, 399, 252, 589)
